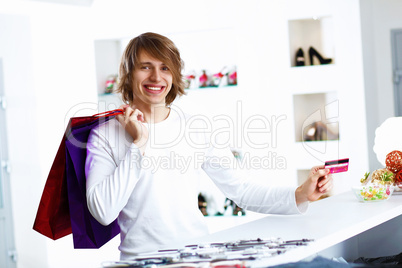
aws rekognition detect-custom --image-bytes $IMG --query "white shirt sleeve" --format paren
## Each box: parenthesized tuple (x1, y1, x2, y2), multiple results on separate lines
(85, 126, 143, 226)
(201, 146, 308, 215)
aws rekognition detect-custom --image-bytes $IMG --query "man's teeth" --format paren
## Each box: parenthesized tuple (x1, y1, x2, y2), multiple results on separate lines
(147, 86, 162, 91)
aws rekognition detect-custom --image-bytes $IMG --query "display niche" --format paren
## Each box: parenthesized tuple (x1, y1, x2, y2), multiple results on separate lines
(288, 16, 335, 67)
(94, 39, 124, 95)
(293, 92, 339, 143)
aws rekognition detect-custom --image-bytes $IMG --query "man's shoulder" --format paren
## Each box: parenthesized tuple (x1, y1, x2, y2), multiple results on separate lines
(90, 117, 127, 143)
(92, 116, 120, 132)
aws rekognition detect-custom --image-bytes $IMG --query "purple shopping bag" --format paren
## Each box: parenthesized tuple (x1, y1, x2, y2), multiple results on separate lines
(64, 109, 122, 248)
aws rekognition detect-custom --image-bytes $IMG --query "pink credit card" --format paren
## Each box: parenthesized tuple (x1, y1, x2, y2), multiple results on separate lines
(325, 158, 349, 174)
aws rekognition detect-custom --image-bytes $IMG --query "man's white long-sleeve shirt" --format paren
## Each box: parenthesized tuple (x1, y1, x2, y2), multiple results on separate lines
(85, 106, 307, 259)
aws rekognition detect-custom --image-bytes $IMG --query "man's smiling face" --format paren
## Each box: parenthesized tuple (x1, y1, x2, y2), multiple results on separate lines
(132, 50, 173, 107)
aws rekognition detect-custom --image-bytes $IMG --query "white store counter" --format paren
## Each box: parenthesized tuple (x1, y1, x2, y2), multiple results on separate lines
(167, 190, 402, 266)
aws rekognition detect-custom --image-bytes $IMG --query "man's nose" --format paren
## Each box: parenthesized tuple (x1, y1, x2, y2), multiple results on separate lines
(150, 69, 161, 81)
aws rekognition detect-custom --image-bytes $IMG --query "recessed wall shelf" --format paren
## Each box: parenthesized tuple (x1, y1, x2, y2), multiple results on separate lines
(293, 92, 339, 142)
(288, 17, 335, 67)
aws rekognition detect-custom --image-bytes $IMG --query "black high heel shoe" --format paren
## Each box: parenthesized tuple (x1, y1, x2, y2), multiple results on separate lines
(309, 46, 332, 65)
(295, 48, 305, 66)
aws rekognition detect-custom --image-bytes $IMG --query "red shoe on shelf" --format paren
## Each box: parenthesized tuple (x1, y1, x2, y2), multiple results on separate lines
(199, 70, 209, 87)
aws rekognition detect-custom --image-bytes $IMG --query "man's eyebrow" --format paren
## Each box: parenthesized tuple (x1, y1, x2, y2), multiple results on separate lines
(139, 61, 167, 65)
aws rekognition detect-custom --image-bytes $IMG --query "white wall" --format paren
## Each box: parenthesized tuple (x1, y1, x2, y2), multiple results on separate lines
(0, 12, 48, 268)
(360, 0, 402, 170)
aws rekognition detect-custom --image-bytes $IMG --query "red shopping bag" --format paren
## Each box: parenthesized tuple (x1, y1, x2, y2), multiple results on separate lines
(33, 109, 123, 244)
(33, 134, 71, 240)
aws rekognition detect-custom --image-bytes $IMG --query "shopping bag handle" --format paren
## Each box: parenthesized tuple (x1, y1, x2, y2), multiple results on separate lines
(92, 109, 124, 118)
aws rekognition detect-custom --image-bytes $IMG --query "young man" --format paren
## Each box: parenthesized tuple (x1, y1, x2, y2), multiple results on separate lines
(85, 32, 332, 259)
